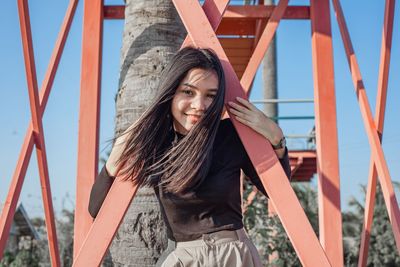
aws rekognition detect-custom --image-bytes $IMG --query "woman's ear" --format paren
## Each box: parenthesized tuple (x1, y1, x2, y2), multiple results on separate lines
(222, 105, 226, 114)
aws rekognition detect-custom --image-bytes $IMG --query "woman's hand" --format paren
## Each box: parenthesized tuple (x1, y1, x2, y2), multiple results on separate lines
(105, 124, 135, 176)
(106, 136, 126, 176)
(228, 97, 286, 158)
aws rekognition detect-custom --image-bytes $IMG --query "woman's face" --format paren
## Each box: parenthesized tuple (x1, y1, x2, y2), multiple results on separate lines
(171, 68, 219, 135)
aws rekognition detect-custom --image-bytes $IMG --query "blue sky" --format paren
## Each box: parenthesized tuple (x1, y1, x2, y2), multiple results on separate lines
(1, 0, 399, 218)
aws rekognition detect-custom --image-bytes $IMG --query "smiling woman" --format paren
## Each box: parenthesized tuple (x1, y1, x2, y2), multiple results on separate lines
(88, 47, 291, 267)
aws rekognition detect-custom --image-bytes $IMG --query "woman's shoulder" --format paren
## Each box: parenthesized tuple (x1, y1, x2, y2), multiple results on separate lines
(215, 118, 246, 162)
(217, 118, 240, 142)
(219, 118, 234, 130)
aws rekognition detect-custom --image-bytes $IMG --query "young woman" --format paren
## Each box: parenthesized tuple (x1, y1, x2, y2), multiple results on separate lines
(89, 47, 291, 267)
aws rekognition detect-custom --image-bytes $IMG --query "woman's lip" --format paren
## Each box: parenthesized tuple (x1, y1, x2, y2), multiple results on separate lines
(185, 114, 202, 117)
(186, 114, 202, 122)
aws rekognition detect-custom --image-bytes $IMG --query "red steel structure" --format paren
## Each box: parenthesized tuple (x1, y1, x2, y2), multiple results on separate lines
(0, 0, 398, 266)
(0, 0, 78, 265)
(356, 1, 396, 265)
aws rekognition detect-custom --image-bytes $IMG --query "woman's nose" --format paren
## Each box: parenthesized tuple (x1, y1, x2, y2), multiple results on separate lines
(191, 96, 206, 111)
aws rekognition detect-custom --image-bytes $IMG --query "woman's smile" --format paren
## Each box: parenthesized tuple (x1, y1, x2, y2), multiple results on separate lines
(186, 113, 202, 123)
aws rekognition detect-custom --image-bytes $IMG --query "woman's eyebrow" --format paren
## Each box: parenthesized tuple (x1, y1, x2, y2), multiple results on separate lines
(182, 83, 218, 92)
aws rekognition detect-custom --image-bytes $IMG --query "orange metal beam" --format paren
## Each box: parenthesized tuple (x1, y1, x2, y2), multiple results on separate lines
(102, 5, 310, 21)
(0, 1, 78, 260)
(73, 0, 103, 259)
(172, 0, 330, 266)
(13, 0, 62, 265)
(332, 0, 400, 252)
(223, 5, 310, 19)
(182, 0, 229, 47)
(289, 150, 317, 158)
(358, 0, 396, 266)
(310, 0, 343, 265)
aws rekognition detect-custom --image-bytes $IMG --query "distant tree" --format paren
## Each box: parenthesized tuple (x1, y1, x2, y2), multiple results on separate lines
(343, 182, 400, 266)
(57, 209, 74, 267)
(8, 243, 40, 267)
(0, 251, 14, 266)
(30, 217, 50, 266)
(0, 236, 40, 267)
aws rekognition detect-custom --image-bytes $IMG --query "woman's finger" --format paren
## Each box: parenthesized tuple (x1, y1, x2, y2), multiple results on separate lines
(228, 101, 253, 116)
(229, 107, 253, 121)
(235, 97, 258, 112)
(234, 115, 254, 127)
(233, 111, 271, 138)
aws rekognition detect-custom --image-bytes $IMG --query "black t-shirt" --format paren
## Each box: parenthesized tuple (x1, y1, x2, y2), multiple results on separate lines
(88, 118, 291, 242)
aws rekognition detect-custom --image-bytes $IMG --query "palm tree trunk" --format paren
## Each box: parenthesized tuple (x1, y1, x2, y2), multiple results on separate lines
(262, 0, 278, 121)
(104, 1, 185, 266)
(261, 0, 279, 264)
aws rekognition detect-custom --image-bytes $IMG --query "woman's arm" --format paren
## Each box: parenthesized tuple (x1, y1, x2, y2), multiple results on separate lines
(88, 124, 134, 218)
(105, 124, 135, 176)
(88, 165, 115, 218)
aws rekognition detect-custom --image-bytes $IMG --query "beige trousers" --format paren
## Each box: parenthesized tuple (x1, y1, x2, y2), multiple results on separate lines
(160, 228, 263, 267)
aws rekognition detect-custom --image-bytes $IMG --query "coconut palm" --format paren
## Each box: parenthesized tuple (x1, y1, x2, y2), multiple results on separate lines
(104, 1, 185, 266)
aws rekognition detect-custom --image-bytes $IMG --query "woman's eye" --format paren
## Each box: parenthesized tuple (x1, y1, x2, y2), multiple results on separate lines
(207, 94, 216, 99)
(182, 90, 193, 96)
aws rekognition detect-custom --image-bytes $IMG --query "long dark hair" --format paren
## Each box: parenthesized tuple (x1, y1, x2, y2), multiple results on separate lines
(114, 47, 226, 194)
